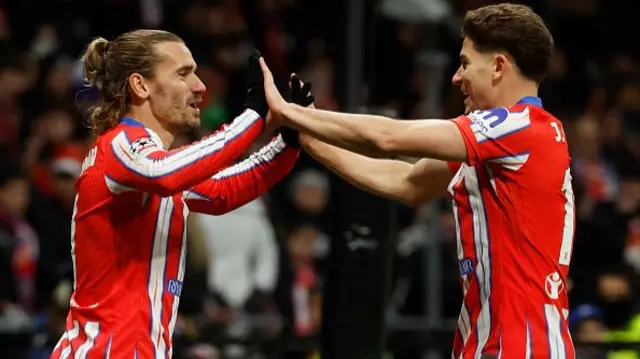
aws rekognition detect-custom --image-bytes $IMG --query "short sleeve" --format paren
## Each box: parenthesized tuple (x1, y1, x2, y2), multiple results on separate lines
(451, 107, 533, 170)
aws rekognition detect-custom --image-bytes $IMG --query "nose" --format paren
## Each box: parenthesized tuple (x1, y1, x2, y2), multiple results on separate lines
(452, 67, 462, 86)
(192, 76, 206, 93)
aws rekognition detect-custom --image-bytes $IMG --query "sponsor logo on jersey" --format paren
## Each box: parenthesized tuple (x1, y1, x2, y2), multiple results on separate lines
(459, 258, 475, 276)
(167, 278, 183, 297)
(545, 271, 564, 300)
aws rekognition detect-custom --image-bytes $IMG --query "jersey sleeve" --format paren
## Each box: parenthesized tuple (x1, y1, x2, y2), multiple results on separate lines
(104, 109, 265, 196)
(451, 107, 533, 170)
(183, 134, 299, 215)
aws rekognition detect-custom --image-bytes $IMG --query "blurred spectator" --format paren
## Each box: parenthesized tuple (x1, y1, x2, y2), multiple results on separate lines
(275, 223, 323, 359)
(593, 268, 640, 358)
(0, 51, 29, 156)
(287, 169, 330, 231)
(0, 161, 38, 312)
(569, 304, 607, 359)
(0, 161, 38, 358)
(192, 197, 279, 312)
(571, 117, 619, 219)
(27, 143, 84, 309)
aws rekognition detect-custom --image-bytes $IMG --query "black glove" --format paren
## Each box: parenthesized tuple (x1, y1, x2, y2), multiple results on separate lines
(281, 74, 314, 147)
(244, 50, 269, 121)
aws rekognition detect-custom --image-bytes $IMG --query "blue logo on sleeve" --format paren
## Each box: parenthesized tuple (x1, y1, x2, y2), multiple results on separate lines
(459, 258, 475, 276)
(167, 279, 183, 297)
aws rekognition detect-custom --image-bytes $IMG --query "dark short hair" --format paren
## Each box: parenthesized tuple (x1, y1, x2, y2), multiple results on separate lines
(462, 3, 554, 83)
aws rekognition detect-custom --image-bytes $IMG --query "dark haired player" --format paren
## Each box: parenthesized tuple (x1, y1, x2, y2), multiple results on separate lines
(262, 4, 575, 358)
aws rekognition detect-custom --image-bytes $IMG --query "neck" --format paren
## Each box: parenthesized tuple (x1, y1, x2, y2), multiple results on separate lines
(497, 78, 540, 108)
(126, 106, 175, 148)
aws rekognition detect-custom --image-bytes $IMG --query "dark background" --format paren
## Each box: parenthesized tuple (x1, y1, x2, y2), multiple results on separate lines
(0, 0, 639, 358)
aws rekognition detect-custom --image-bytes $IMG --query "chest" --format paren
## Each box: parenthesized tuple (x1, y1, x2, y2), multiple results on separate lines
(133, 193, 191, 240)
(448, 164, 495, 199)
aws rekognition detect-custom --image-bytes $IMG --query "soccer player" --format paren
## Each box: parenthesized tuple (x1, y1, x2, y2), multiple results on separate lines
(262, 4, 575, 359)
(50, 30, 309, 358)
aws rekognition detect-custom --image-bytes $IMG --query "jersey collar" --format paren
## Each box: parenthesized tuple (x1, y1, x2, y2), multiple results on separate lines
(120, 117, 145, 127)
(119, 117, 167, 149)
(517, 96, 543, 108)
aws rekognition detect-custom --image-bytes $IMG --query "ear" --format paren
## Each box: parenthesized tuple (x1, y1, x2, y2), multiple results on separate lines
(128, 73, 151, 101)
(493, 54, 508, 81)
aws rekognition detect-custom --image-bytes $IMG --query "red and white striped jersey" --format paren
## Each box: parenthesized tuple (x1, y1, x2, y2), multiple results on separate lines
(447, 97, 576, 359)
(50, 109, 299, 359)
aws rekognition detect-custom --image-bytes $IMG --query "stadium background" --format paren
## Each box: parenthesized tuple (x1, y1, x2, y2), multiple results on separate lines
(0, 0, 639, 358)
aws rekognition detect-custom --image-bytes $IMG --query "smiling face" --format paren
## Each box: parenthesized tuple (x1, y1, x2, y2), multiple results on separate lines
(144, 41, 206, 130)
(452, 37, 501, 115)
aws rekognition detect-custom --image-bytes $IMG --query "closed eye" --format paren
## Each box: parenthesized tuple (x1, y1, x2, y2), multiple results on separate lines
(176, 64, 196, 78)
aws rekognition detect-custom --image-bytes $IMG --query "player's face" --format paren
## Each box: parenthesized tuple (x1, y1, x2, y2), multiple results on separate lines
(148, 42, 206, 130)
(452, 37, 499, 114)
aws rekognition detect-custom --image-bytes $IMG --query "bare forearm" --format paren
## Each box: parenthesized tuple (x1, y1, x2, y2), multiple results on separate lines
(281, 104, 397, 157)
(301, 135, 416, 204)
(280, 104, 467, 161)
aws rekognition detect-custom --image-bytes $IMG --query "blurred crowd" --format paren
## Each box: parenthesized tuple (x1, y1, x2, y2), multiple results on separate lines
(0, 0, 639, 359)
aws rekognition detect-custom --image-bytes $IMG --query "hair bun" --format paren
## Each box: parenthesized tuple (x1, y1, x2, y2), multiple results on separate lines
(82, 37, 110, 87)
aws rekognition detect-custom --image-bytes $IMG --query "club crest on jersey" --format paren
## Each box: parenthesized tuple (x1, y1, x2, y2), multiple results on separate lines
(167, 278, 183, 297)
(459, 258, 475, 276)
(130, 138, 155, 155)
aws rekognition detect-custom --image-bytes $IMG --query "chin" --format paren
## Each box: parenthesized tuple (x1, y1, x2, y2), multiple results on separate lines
(186, 115, 201, 129)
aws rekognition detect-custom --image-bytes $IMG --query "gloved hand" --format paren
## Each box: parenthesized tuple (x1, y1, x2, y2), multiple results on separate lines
(244, 50, 269, 121)
(281, 74, 314, 147)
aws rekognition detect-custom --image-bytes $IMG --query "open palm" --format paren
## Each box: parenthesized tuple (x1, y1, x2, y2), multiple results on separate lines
(259, 57, 288, 118)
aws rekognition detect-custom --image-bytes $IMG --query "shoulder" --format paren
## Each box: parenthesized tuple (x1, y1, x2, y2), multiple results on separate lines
(459, 106, 532, 141)
(107, 123, 163, 152)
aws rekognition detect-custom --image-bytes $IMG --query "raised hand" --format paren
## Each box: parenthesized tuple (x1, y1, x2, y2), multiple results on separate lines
(258, 57, 288, 119)
(281, 74, 314, 147)
(244, 51, 269, 122)
(289, 74, 314, 107)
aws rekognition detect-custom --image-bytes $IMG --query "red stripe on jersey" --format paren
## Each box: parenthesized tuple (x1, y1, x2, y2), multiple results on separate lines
(160, 199, 188, 356)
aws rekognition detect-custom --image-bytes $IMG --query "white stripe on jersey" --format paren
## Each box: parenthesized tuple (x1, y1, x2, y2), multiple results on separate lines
(53, 328, 69, 353)
(105, 334, 112, 359)
(451, 195, 463, 262)
(111, 110, 260, 179)
(458, 303, 472, 346)
(141, 110, 258, 166)
(148, 198, 174, 358)
(212, 135, 287, 180)
(105, 175, 137, 194)
(71, 195, 79, 290)
(526, 319, 532, 359)
(167, 203, 189, 358)
(489, 153, 530, 171)
(470, 107, 531, 144)
(60, 321, 80, 359)
(452, 190, 473, 355)
(463, 166, 492, 359)
(545, 304, 566, 359)
(182, 190, 210, 201)
(75, 321, 100, 359)
(181, 135, 288, 202)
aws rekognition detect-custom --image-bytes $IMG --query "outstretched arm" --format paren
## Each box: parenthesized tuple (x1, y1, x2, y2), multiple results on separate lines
(104, 109, 265, 197)
(284, 105, 468, 161)
(300, 134, 453, 206)
(259, 57, 467, 161)
(184, 134, 299, 215)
